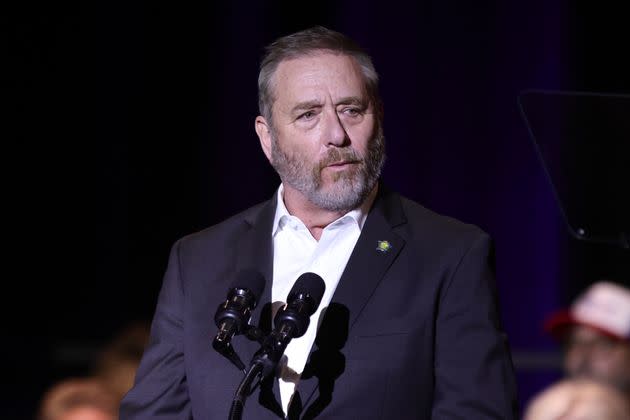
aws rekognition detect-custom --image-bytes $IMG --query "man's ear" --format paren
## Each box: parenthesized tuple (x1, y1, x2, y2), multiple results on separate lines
(255, 116, 273, 162)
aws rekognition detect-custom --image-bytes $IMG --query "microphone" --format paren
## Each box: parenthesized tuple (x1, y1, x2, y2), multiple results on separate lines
(213, 270, 265, 371)
(274, 272, 326, 339)
(251, 272, 326, 378)
(227, 273, 325, 419)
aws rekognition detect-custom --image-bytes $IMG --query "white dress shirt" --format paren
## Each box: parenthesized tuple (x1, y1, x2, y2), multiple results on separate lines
(271, 184, 373, 416)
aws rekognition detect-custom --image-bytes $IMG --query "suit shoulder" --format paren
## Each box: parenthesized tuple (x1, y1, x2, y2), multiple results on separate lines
(174, 200, 270, 251)
(391, 194, 494, 283)
(397, 195, 489, 244)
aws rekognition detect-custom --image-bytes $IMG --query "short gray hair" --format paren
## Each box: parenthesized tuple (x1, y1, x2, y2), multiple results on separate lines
(258, 26, 382, 124)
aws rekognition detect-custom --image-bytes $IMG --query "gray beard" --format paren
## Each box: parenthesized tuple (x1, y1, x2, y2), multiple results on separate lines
(270, 126, 385, 212)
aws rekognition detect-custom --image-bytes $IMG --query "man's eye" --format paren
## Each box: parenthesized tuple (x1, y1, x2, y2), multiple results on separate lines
(342, 107, 361, 117)
(298, 111, 316, 120)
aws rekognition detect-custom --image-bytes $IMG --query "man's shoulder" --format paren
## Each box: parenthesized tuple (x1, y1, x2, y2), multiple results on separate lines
(175, 198, 272, 250)
(391, 191, 489, 244)
(385, 191, 494, 275)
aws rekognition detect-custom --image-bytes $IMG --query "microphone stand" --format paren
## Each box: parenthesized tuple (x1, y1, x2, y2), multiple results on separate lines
(228, 362, 263, 420)
(228, 326, 294, 420)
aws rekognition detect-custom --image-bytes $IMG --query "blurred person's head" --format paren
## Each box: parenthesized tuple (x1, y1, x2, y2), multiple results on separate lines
(38, 378, 117, 420)
(524, 379, 630, 420)
(545, 281, 630, 393)
(93, 321, 150, 402)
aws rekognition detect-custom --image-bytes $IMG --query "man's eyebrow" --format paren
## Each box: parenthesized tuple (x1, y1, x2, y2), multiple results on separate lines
(335, 96, 367, 107)
(290, 100, 323, 114)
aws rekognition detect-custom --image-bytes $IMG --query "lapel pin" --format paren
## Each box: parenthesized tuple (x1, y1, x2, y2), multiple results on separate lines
(376, 240, 392, 253)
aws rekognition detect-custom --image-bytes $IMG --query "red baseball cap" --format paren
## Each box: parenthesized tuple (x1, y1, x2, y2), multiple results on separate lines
(544, 281, 630, 342)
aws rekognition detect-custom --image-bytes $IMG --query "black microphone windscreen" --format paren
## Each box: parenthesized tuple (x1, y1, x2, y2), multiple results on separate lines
(231, 269, 266, 301)
(290, 272, 326, 307)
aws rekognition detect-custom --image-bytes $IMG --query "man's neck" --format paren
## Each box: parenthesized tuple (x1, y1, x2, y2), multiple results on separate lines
(281, 185, 377, 241)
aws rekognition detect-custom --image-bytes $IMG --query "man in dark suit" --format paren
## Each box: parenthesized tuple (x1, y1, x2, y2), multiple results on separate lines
(120, 26, 518, 419)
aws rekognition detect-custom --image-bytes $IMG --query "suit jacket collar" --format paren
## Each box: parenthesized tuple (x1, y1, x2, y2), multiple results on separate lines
(235, 184, 407, 418)
(237, 183, 407, 317)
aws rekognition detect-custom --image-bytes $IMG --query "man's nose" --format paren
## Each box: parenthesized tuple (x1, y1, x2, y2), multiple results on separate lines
(322, 109, 348, 147)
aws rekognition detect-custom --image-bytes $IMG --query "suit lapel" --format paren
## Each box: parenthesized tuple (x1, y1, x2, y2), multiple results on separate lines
(298, 187, 407, 412)
(234, 195, 276, 320)
(331, 188, 406, 330)
(233, 194, 287, 417)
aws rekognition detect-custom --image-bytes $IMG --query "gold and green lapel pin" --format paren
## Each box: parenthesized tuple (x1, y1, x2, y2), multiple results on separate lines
(376, 240, 392, 253)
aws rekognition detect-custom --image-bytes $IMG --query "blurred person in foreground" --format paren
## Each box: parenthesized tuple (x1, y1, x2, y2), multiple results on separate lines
(93, 322, 150, 403)
(524, 378, 630, 420)
(39, 322, 149, 420)
(38, 378, 117, 420)
(545, 281, 630, 398)
(120, 26, 518, 419)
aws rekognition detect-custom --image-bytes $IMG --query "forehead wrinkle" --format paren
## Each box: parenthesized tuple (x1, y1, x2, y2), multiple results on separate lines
(271, 53, 369, 120)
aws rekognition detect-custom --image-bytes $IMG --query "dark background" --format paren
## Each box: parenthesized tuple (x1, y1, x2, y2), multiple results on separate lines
(8, 1, 629, 418)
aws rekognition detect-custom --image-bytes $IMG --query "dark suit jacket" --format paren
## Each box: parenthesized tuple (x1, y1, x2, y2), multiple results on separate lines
(120, 186, 519, 419)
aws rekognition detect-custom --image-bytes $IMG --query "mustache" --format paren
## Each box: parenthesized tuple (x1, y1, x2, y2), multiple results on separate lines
(318, 147, 362, 169)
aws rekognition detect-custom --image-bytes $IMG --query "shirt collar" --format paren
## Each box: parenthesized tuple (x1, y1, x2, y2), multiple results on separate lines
(272, 183, 375, 236)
